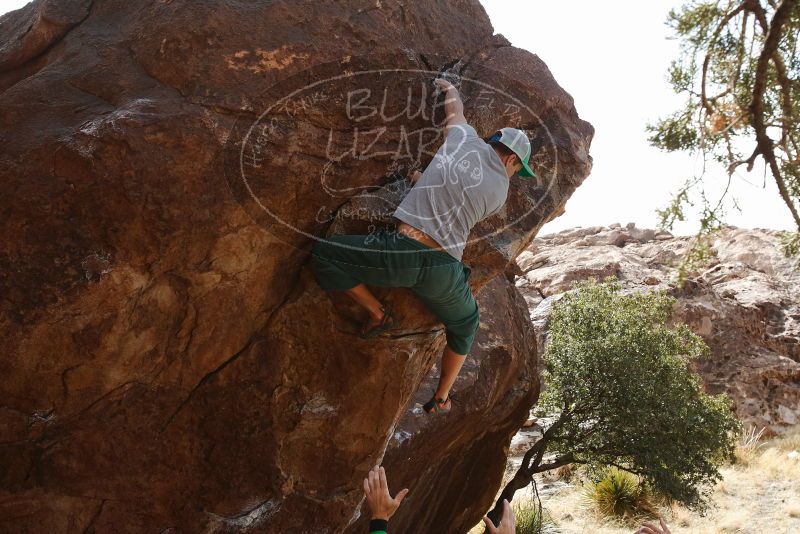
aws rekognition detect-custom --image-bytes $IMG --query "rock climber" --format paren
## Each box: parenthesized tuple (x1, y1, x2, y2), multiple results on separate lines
(311, 77, 536, 414)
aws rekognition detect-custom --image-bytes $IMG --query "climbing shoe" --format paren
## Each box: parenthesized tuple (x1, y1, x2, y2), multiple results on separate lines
(423, 395, 451, 414)
(359, 305, 395, 339)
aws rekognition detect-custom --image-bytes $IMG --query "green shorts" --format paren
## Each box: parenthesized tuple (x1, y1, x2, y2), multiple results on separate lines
(311, 229, 480, 355)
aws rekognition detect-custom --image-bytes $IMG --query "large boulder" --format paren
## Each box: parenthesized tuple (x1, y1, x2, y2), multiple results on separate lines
(518, 224, 800, 434)
(0, 0, 593, 531)
(349, 273, 539, 534)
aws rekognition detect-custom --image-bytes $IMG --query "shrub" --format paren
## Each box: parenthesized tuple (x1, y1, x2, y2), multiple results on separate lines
(585, 467, 659, 520)
(733, 426, 766, 467)
(511, 497, 555, 534)
(553, 463, 576, 482)
(485, 277, 741, 523)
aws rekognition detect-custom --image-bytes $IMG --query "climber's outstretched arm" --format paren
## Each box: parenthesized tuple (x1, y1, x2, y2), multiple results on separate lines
(433, 78, 467, 132)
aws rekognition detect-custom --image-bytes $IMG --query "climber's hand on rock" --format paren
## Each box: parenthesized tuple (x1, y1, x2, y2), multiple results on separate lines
(434, 77, 456, 93)
(433, 77, 466, 129)
(362, 466, 409, 521)
(482, 499, 515, 534)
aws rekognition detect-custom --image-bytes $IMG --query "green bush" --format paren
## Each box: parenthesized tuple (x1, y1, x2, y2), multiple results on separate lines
(511, 497, 555, 534)
(489, 277, 741, 520)
(585, 467, 658, 520)
(537, 277, 741, 511)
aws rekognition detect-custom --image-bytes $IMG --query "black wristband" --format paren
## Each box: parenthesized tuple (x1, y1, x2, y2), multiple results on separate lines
(369, 518, 389, 532)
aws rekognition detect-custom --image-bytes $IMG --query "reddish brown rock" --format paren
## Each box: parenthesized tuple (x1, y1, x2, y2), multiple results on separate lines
(347, 273, 539, 534)
(518, 224, 800, 435)
(0, 0, 593, 531)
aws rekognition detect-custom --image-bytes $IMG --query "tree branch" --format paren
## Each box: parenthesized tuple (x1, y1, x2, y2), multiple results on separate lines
(701, 3, 747, 113)
(483, 410, 574, 528)
(533, 453, 577, 474)
(750, 0, 800, 228)
(726, 146, 761, 175)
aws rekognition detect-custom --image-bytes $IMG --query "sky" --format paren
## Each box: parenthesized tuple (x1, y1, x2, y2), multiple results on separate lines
(480, 0, 796, 236)
(1, 0, 795, 237)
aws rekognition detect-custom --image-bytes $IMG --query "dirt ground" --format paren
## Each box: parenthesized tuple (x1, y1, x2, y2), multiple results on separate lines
(470, 428, 800, 534)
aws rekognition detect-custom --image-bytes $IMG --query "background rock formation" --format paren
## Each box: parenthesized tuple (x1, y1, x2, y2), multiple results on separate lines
(516, 224, 800, 434)
(0, 0, 593, 531)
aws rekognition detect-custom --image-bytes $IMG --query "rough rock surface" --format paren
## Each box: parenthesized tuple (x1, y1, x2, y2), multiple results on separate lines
(516, 224, 800, 434)
(0, 0, 593, 532)
(352, 274, 539, 534)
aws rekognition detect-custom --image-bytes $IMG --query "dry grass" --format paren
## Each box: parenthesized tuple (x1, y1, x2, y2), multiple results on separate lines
(554, 463, 577, 482)
(529, 427, 800, 534)
(733, 425, 766, 467)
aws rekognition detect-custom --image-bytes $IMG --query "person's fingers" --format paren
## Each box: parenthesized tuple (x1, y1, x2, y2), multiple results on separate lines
(363, 477, 371, 497)
(502, 499, 512, 524)
(481, 515, 497, 533)
(394, 488, 409, 504)
(660, 518, 671, 533)
(379, 466, 389, 493)
(369, 466, 379, 493)
(373, 466, 381, 490)
(434, 78, 451, 91)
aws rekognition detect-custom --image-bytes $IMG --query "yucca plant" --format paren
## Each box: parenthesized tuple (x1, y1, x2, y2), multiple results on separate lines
(585, 467, 659, 520)
(511, 496, 554, 534)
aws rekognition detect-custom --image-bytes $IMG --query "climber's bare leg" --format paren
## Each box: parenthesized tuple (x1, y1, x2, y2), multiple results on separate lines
(434, 345, 466, 400)
(343, 283, 386, 321)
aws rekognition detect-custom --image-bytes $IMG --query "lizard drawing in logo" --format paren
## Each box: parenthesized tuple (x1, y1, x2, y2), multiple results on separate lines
(412, 129, 486, 242)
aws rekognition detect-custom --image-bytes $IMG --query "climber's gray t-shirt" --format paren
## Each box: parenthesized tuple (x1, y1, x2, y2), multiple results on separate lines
(393, 123, 509, 261)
